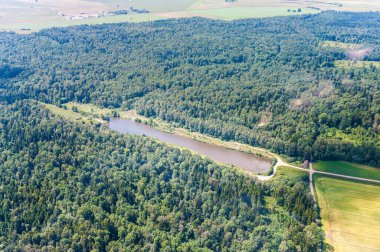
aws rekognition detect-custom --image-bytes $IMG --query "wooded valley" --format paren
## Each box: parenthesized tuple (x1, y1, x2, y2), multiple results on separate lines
(0, 101, 321, 251)
(0, 11, 379, 251)
(1, 11, 379, 166)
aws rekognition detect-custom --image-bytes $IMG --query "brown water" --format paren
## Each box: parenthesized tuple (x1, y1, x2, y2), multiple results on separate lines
(109, 118, 272, 173)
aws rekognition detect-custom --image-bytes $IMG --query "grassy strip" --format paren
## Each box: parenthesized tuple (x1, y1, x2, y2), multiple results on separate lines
(321, 41, 360, 49)
(275, 166, 308, 180)
(314, 161, 380, 181)
(334, 60, 380, 69)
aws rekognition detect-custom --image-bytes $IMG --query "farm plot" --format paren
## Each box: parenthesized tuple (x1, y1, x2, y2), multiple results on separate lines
(315, 175, 380, 252)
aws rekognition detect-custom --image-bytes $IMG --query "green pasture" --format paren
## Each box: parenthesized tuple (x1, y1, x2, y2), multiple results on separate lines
(314, 161, 380, 181)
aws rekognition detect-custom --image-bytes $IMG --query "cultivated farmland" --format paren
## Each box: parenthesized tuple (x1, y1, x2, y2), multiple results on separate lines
(2, 0, 380, 33)
(315, 175, 380, 251)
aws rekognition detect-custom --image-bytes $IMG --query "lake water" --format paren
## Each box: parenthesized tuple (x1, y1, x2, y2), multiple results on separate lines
(109, 118, 272, 173)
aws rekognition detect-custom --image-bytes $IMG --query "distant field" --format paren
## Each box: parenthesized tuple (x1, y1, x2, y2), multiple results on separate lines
(2, 0, 378, 33)
(335, 60, 380, 69)
(321, 41, 360, 49)
(315, 175, 380, 252)
(314, 161, 380, 181)
(1, 13, 163, 33)
(44, 103, 83, 121)
(179, 7, 319, 20)
(3, 0, 380, 33)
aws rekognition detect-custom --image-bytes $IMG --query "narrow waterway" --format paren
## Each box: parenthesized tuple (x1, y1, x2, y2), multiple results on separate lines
(109, 118, 272, 173)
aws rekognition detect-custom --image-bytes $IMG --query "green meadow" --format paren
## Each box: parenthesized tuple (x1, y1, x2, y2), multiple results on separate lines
(314, 161, 380, 181)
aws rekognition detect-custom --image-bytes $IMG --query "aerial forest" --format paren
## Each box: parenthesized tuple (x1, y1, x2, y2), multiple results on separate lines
(0, 10, 379, 251)
(0, 101, 321, 251)
(0, 11, 379, 165)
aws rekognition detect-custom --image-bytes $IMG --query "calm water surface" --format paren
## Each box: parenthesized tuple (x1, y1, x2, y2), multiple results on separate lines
(109, 118, 271, 173)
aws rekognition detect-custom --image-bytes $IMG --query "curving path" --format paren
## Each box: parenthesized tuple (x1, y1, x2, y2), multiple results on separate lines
(255, 151, 380, 185)
(255, 152, 308, 181)
(254, 151, 380, 221)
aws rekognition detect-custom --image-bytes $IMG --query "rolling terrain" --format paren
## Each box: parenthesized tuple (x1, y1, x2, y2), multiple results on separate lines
(0, 9, 380, 252)
(1, 12, 379, 166)
(2, 0, 380, 33)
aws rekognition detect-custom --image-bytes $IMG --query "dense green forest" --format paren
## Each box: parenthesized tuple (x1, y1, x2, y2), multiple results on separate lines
(0, 101, 321, 251)
(0, 11, 379, 165)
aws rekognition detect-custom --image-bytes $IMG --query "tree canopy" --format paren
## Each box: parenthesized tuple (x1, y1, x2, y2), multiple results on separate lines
(0, 101, 321, 251)
(0, 11, 379, 165)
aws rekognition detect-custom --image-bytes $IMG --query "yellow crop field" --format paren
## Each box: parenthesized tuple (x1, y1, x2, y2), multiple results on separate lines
(315, 175, 380, 251)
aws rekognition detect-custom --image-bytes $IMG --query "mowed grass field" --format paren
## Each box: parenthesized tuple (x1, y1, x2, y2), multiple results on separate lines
(275, 165, 308, 179)
(314, 161, 380, 181)
(315, 175, 380, 252)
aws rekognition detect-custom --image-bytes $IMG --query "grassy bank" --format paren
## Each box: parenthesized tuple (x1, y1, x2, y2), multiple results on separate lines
(314, 175, 380, 251)
(61, 102, 276, 160)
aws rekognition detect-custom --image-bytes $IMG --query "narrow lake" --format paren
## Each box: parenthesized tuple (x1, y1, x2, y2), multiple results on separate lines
(109, 118, 272, 173)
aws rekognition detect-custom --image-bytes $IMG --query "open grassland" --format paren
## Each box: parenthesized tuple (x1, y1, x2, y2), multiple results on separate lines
(44, 103, 83, 121)
(275, 166, 308, 179)
(335, 60, 380, 69)
(315, 175, 380, 252)
(315, 161, 380, 181)
(321, 41, 361, 49)
(65, 102, 116, 117)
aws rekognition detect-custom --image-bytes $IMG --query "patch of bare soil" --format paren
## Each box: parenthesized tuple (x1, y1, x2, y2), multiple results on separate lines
(258, 112, 273, 127)
(346, 48, 372, 62)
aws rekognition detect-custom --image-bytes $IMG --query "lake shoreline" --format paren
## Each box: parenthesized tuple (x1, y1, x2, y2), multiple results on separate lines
(109, 117, 274, 174)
